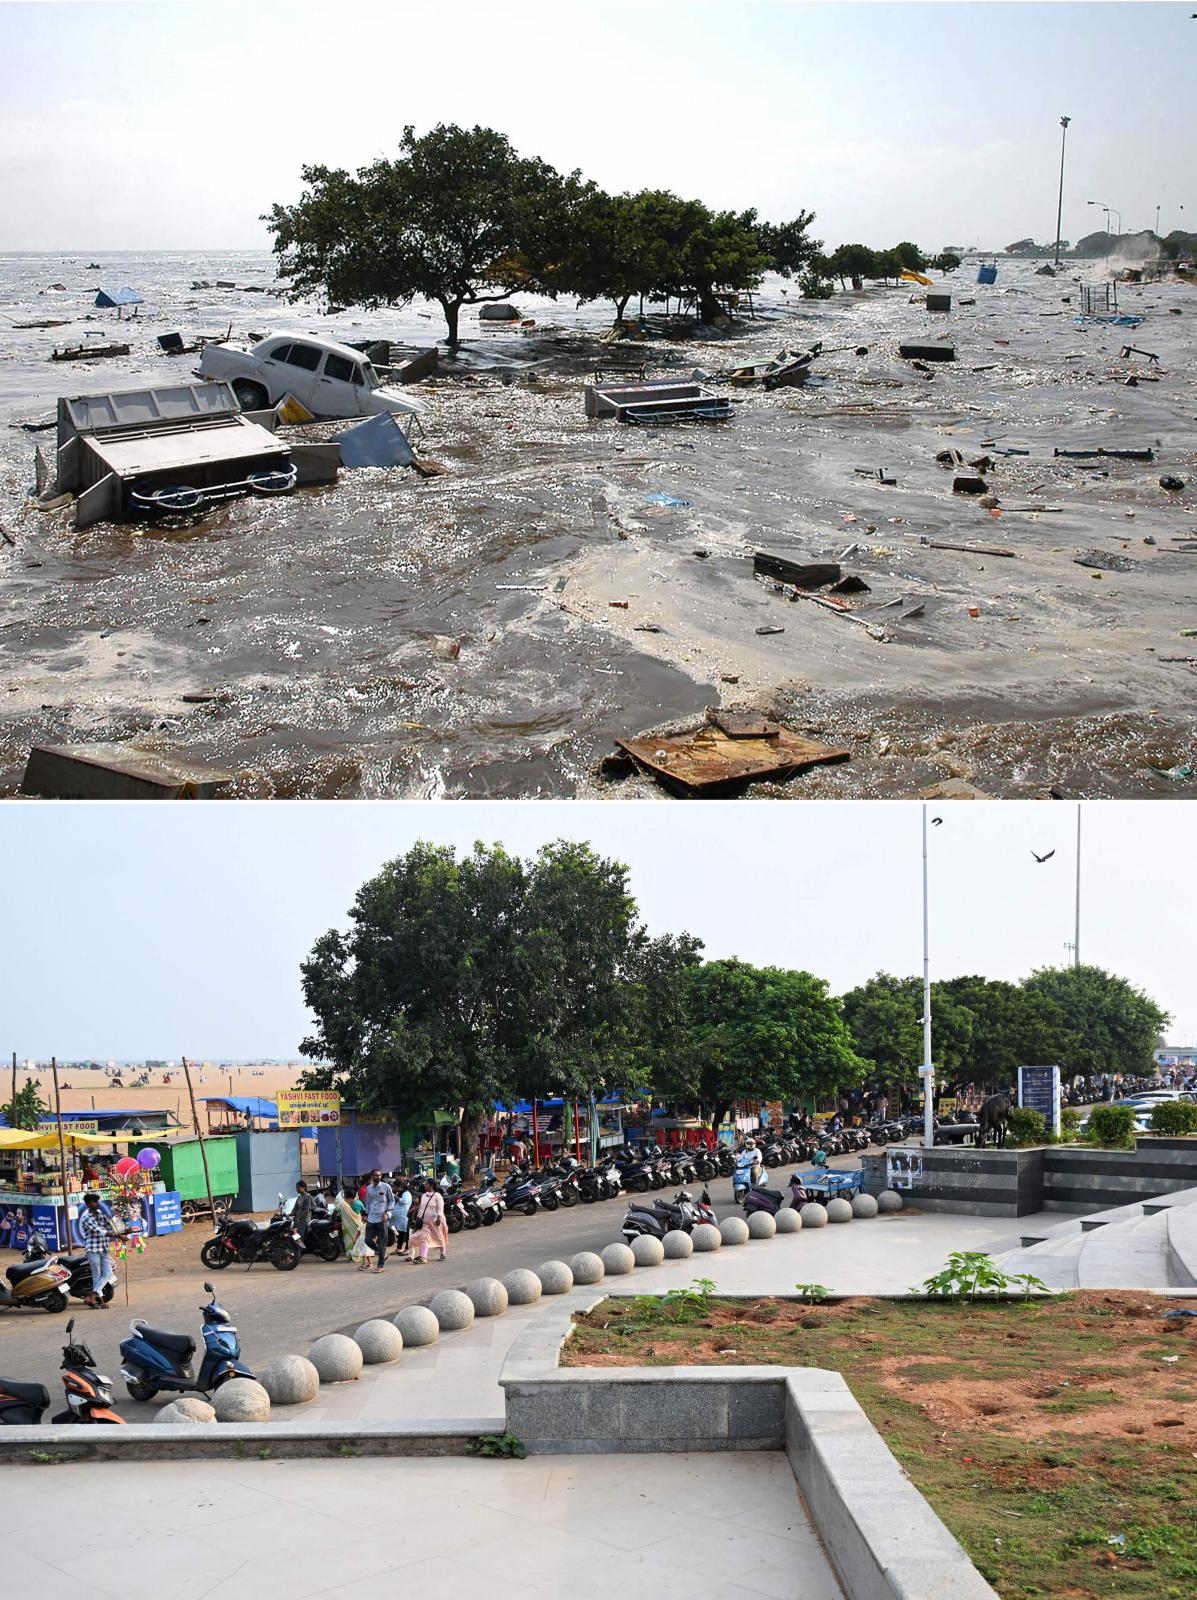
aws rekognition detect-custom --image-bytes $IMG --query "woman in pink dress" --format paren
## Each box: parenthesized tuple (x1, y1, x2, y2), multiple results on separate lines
(408, 1182, 448, 1264)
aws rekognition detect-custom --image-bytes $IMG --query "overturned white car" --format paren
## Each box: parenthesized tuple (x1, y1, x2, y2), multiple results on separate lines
(198, 333, 427, 419)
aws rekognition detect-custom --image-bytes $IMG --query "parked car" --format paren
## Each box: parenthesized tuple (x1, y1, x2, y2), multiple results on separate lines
(198, 334, 427, 420)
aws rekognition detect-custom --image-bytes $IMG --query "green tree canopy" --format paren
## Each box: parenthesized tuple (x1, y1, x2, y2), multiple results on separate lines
(658, 959, 867, 1130)
(839, 972, 975, 1084)
(1, 1079, 48, 1130)
(1021, 964, 1168, 1076)
(266, 123, 573, 345)
(298, 839, 696, 1178)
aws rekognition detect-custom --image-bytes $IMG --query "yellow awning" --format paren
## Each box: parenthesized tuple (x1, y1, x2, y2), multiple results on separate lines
(0, 1127, 103, 1151)
(901, 269, 935, 287)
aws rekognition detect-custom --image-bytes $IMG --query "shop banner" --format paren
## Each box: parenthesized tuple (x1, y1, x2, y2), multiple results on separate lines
(277, 1090, 341, 1127)
(37, 1118, 100, 1137)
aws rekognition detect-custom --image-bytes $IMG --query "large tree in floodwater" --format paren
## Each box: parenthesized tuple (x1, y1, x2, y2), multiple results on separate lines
(265, 124, 574, 346)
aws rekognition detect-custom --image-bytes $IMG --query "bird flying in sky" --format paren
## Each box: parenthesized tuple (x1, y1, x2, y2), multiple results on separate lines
(1031, 849, 1056, 864)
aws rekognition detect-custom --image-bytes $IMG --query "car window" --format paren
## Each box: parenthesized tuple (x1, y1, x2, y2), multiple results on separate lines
(283, 344, 322, 372)
(323, 353, 356, 383)
(265, 343, 292, 364)
(360, 362, 381, 390)
(350, 364, 365, 387)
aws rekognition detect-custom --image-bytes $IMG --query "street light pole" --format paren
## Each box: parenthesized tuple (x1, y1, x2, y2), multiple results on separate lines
(1054, 116, 1071, 266)
(1074, 805, 1082, 969)
(922, 806, 934, 1149)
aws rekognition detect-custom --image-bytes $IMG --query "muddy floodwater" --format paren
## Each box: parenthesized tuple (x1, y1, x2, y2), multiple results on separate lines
(2, 251, 1195, 798)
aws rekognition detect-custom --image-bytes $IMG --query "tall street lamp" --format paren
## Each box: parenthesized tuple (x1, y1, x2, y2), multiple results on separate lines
(921, 807, 935, 1149)
(1088, 199, 1112, 259)
(1054, 116, 1071, 266)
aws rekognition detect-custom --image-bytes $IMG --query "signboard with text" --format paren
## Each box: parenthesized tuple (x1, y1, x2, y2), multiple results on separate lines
(38, 1119, 100, 1137)
(276, 1090, 341, 1128)
(1018, 1064, 1061, 1137)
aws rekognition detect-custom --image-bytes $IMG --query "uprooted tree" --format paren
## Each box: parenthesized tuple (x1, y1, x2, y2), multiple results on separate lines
(265, 123, 577, 346)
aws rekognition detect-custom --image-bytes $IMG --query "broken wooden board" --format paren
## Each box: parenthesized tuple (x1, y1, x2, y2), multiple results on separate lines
(754, 552, 841, 588)
(617, 723, 850, 796)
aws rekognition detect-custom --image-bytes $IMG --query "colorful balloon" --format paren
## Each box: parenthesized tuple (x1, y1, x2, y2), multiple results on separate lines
(113, 1156, 140, 1178)
(136, 1148, 161, 1171)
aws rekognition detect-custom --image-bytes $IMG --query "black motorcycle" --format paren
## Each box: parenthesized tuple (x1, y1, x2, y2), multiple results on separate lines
(24, 1231, 115, 1305)
(622, 1188, 716, 1242)
(200, 1211, 302, 1271)
(281, 1197, 344, 1262)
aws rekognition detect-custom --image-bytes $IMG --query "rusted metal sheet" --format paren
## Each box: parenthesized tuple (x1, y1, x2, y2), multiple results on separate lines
(616, 722, 850, 796)
(707, 709, 777, 739)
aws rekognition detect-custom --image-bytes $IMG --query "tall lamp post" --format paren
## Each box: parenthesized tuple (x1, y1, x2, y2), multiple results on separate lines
(1054, 116, 1071, 266)
(1073, 805, 1082, 968)
(1088, 200, 1111, 259)
(921, 806, 935, 1149)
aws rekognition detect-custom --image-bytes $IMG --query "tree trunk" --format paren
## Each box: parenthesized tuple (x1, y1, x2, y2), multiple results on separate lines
(613, 293, 631, 325)
(711, 1099, 732, 1139)
(441, 299, 462, 347)
(696, 289, 724, 325)
(459, 1108, 485, 1185)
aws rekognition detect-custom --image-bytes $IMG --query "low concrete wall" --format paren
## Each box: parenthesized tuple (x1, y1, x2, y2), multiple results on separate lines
(500, 1298, 997, 1599)
(861, 1140, 1197, 1217)
(0, 1418, 497, 1464)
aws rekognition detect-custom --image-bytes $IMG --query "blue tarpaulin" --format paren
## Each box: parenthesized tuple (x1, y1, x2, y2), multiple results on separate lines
(337, 412, 414, 469)
(201, 1095, 279, 1119)
(95, 287, 143, 308)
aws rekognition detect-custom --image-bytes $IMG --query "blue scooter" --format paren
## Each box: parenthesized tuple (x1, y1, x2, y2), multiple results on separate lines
(119, 1281, 253, 1402)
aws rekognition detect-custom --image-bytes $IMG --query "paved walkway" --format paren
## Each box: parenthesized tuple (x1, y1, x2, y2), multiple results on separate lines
(298, 1206, 1040, 1425)
(3, 1453, 843, 1600)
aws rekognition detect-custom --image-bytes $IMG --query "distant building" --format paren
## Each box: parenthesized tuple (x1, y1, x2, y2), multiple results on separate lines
(1155, 1045, 1197, 1067)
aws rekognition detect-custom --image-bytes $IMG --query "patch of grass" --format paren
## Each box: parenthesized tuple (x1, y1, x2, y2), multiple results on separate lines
(565, 1291, 1197, 1597)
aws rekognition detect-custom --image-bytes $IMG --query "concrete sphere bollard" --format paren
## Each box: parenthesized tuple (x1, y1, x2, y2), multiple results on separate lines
(308, 1334, 364, 1384)
(158, 1396, 216, 1424)
(569, 1251, 605, 1286)
(258, 1354, 320, 1406)
(775, 1207, 802, 1234)
(536, 1260, 574, 1294)
(799, 1202, 829, 1229)
(502, 1268, 543, 1306)
(748, 1210, 777, 1239)
(430, 1289, 475, 1332)
(213, 1377, 271, 1423)
(720, 1215, 750, 1246)
(601, 1242, 636, 1276)
(631, 1234, 665, 1266)
(826, 1197, 854, 1224)
(465, 1277, 509, 1318)
(393, 1305, 439, 1347)
(355, 1319, 404, 1364)
(663, 1229, 694, 1259)
(852, 1192, 879, 1219)
(877, 1189, 905, 1213)
(692, 1223, 722, 1252)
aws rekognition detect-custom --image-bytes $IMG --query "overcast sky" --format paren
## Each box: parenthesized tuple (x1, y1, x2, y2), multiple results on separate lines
(1, 2, 1192, 253)
(2, 800, 1192, 1058)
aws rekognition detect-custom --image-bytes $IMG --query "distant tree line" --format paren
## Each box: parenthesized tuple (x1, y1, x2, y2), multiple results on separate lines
(296, 841, 1168, 1179)
(266, 123, 821, 345)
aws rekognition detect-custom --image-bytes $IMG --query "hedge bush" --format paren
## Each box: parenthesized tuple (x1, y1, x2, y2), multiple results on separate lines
(1006, 1107, 1047, 1145)
(1061, 1106, 1083, 1137)
(1086, 1104, 1138, 1148)
(1149, 1100, 1197, 1135)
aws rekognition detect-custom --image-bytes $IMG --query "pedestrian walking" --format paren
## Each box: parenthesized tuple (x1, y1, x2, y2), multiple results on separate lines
(292, 1181, 313, 1243)
(79, 1191, 117, 1309)
(391, 1181, 412, 1256)
(333, 1183, 369, 1269)
(407, 1180, 448, 1264)
(363, 1169, 395, 1272)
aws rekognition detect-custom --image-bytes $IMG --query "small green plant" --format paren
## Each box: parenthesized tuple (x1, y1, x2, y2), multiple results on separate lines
(920, 1251, 1049, 1301)
(658, 1277, 717, 1323)
(1149, 1100, 1197, 1136)
(794, 1282, 830, 1304)
(1060, 1105, 1082, 1137)
(1086, 1104, 1138, 1149)
(28, 1449, 67, 1465)
(1006, 1107, 1047, 1146)
(336, 1443, 362, 1457)
(258, 1446, 272, 1459)
(468, 1432, 526, 1459)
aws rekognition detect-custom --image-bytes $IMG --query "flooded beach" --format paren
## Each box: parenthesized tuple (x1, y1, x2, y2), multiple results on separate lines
(2, 250, 1195, 799)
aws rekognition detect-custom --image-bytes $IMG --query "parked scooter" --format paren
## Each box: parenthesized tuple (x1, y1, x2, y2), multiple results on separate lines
(120, 1281, 253, 1403)
(52, 1319, 126, 1424)
(0, 1250, 71, 1314)
(502, 1165, 546, 1217)
(622, 1188, 716, 1243)
(24, 1230, 115, 1304)
(281, 1195, 343, 1262)
(0, 1375, 50, 1425)
(200, 1205, 302, 1271)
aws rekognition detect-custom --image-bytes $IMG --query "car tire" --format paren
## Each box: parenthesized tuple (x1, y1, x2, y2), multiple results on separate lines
(232, 379, 269, 413)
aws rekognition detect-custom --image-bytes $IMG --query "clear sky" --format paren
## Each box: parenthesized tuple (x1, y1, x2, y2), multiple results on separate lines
(1, 2, 1192, 253)
(2, 800, 1192, 1058)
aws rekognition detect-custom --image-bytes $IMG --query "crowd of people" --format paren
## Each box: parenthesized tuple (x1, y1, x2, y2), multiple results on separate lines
(291, 1169, 452, 1270)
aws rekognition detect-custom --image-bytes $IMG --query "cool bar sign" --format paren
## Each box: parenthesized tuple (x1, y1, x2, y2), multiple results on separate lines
(1017, 1064, 1062, 1137)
